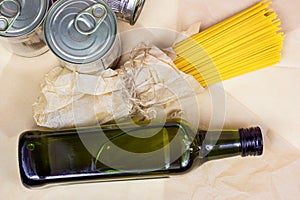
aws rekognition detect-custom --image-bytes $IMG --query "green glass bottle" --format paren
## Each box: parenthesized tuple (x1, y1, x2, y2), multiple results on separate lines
(18, 120, 263, 188)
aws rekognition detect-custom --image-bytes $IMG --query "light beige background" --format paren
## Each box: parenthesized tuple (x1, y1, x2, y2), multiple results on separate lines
(1, 0, 300, 199)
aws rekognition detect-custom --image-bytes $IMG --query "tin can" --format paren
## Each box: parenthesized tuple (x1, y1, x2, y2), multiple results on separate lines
(44, 0, 121, 74)
(104, 0, 146, 25)
(0, 0, 49, 57)
(50, 0, 146, 25)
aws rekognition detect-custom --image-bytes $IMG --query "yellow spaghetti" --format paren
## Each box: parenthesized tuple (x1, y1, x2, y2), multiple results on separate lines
(173, 0, 284, 87)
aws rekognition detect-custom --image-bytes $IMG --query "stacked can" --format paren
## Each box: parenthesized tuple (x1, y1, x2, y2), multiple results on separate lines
(0, 0, 49, 57)
(44, 0, 121, 73)
(0, 0, 146, 72)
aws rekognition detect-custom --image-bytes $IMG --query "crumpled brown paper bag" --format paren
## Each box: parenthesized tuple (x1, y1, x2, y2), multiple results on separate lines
(33, 45, 203, 128)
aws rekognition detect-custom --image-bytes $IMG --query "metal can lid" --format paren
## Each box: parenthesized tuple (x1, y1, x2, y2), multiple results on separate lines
(44, 0, 118, 64)
(0, 0, 49, 37)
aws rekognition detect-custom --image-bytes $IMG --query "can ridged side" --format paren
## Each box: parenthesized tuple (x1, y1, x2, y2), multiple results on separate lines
(104, 0, 146, 25)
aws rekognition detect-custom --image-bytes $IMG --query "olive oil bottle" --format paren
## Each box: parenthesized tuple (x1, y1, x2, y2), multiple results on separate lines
(18, 120, 263, 188)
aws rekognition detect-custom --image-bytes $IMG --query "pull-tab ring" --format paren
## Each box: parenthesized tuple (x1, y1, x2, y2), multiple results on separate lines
(75, 3, 107, 35)
(0, 0, 21, 32)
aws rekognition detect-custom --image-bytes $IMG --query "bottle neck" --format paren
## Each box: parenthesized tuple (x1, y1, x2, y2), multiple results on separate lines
(195, 127, 263, 161)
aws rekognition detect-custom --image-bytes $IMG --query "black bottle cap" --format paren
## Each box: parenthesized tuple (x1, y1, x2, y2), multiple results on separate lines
(239, 127, 263, 157)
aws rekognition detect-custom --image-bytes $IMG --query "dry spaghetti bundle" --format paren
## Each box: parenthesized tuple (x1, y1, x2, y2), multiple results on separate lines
(173, 0, 284, 87)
